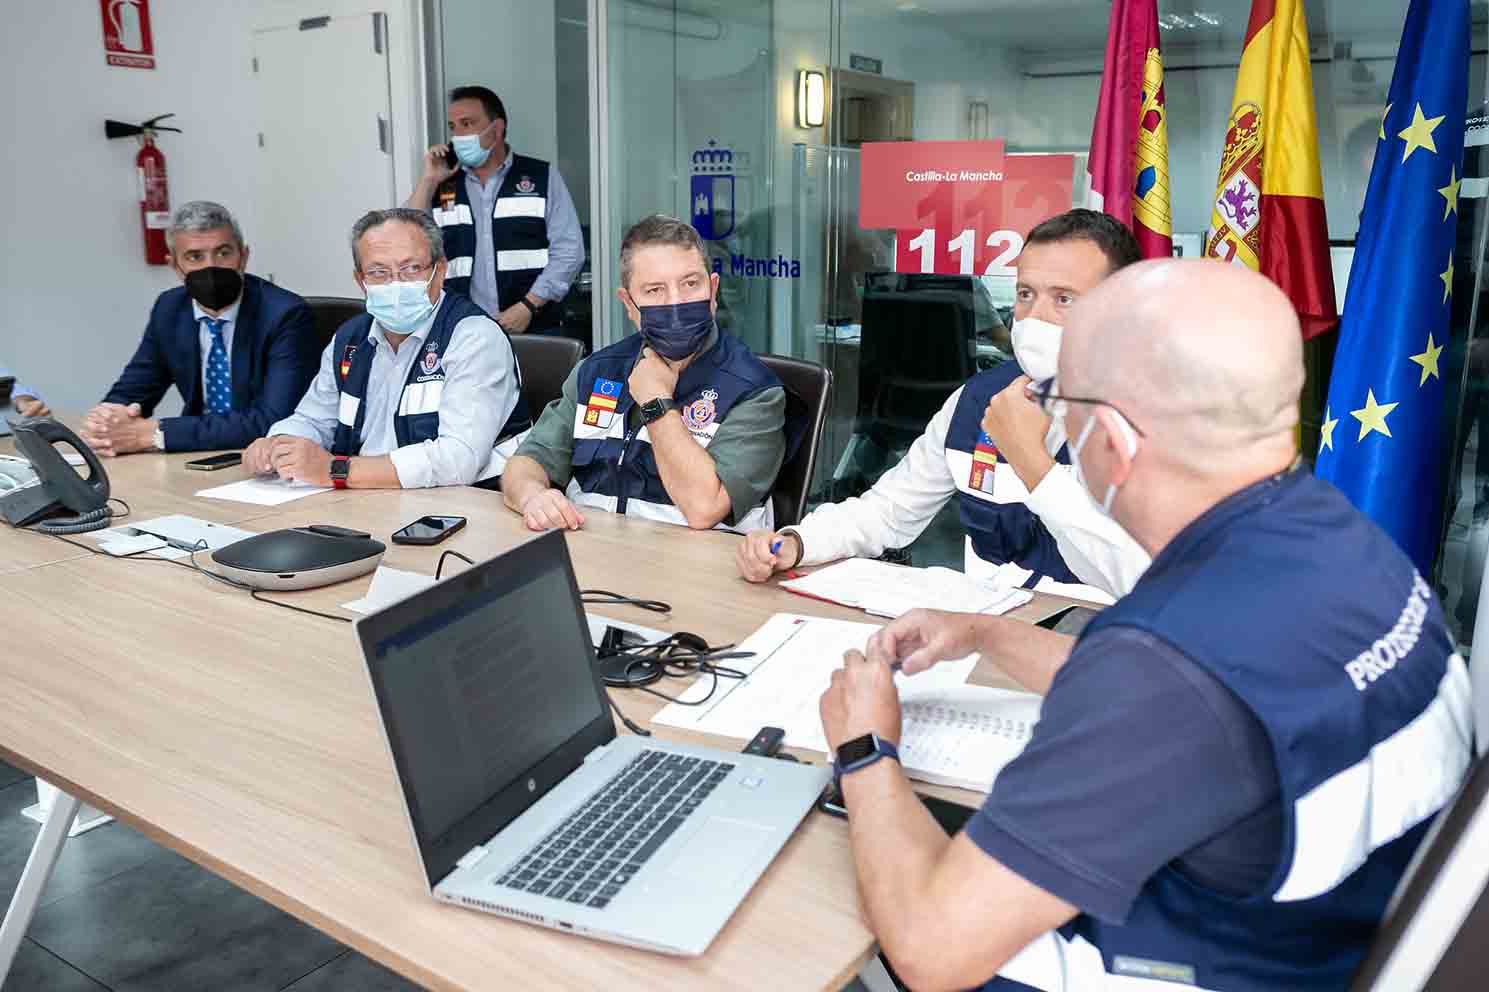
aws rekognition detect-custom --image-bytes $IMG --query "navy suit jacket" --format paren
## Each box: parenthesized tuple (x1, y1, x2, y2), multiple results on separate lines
(102, 274, 320, 452)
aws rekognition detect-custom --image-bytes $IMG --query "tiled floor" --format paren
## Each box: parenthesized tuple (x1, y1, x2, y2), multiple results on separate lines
(0, 763, 421, 992)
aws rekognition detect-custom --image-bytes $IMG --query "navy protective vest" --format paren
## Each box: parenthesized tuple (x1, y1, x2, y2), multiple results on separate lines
(432, 154, 559, 331)
(330, 294, 531, 457)
(943, 362, 1081, 588)
(1023, 469, 1473, 992)
(566, 331, 803, 531)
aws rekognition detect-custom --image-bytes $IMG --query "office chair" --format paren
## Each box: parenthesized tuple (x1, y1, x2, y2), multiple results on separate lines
(758, 354, 832, 527)
(510, 335, 587, 418)
(303, 296, 364, 349)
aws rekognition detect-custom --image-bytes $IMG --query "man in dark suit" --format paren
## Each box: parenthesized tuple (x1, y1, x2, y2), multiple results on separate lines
(81, 201, 319, 455)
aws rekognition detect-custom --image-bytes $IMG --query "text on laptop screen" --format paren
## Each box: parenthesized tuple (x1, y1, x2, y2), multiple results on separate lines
(370, 556, 605, 845)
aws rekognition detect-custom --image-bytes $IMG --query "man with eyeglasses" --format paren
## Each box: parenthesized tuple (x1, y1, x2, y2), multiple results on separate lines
(737, 209, 1149, 603)
(819, 260, 1472, 991)
(82, 201, 319, 455)
(243, 208, 528, 489)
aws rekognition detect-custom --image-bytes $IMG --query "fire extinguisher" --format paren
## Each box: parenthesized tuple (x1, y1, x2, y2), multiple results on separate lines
(104, 113, 182, 266)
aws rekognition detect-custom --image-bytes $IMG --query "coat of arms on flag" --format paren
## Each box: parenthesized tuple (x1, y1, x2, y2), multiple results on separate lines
(969, 433, 999, 494)
(1207, 103, 1265, 264)
(584, 377, 623, 428)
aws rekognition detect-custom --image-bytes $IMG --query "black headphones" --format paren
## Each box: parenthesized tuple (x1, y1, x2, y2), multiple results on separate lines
(594, 629, 743, 689)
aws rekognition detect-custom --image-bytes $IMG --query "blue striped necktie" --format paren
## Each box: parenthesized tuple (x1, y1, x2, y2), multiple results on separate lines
(202, 317, 231, 415)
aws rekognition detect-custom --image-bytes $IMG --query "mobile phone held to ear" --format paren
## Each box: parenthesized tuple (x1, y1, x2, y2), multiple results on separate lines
(391, 515, 467, 546)
(185, 452, 243, 471)
(443, 145, 458, 170)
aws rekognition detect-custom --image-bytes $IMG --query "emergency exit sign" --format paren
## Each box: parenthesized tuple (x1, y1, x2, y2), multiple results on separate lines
(850, 53, 882, 74)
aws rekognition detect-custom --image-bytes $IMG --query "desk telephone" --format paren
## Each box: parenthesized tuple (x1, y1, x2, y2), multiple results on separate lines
(0, 418, 114, 533)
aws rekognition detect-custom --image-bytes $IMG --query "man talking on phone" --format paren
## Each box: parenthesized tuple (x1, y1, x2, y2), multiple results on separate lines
(405, 85, 584, 336)
(819, 260, 1472, 991)
(82, 201, 319, 455)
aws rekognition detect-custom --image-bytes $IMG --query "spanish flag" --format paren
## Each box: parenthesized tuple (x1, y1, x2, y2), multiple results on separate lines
(1086, 0, 1172, 258)
(1205, 0, 1338, 339)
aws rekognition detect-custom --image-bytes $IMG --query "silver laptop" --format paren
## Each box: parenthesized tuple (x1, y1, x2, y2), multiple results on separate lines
(354, 530, 829, 956)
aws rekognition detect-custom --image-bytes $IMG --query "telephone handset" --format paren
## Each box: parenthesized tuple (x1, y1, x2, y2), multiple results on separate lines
(0, 418, 114, 533)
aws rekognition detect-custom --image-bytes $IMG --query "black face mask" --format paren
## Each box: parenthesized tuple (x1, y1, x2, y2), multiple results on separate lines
(183, 266, 243, 311)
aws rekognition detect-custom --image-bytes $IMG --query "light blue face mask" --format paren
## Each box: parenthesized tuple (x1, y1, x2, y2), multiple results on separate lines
(364, 272, 436, 334)
(451, 132, 492, 169)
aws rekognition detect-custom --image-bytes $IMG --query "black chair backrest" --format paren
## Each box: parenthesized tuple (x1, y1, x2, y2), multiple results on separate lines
(303, 296, 365, 350)
(511, 335, 587, 421)
(1350, 747, 1489, 990)
(758, 354, 832, 528)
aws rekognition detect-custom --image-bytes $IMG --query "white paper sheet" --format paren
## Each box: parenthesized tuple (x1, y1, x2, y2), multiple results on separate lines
(342, 567, 437, 614)
(781, 558, 1032, 619)
(652, 613, 977, 753)
(195, 477, 333, 506)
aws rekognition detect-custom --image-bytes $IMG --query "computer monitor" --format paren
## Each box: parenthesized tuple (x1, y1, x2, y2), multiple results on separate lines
(1351, 751, 1489, 989)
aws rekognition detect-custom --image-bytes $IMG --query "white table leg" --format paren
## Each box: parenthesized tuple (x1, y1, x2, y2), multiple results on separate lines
(0, 788, 80, 983)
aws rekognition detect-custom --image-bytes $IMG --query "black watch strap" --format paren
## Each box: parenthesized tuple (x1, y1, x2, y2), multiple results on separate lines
(641, 398, 677, 425)
(518, 297, 541, 315)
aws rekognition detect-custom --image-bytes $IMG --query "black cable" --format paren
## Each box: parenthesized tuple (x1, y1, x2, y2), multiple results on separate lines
(606, 691, 651, 737)
(249, 588, 354, 624)
(108, 496, 131, 519)
(178, 545, 353, 624)
(579, 589, 672, 614)
(436, 549, 475, 580)
(598, 633, 752, 706)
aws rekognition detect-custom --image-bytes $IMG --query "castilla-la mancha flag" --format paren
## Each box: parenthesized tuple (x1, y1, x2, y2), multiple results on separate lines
(1205, 0, 1338, 339)
(1086, 0, 1172, 258)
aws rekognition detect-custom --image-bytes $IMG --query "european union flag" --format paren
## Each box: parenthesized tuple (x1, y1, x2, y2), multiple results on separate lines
(1314, 0, 1470, 573)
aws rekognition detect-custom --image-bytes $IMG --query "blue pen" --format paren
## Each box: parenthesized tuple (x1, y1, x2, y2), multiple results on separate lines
(769, 540, 782, 555)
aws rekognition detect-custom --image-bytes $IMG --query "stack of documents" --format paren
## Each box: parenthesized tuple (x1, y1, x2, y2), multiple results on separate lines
(781, 558, 1032, 618)
(652, 613, 1042, 794)
(196, 476, 332, 506)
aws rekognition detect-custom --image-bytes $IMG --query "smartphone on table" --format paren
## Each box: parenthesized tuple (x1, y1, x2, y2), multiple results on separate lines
(391, 515, 467, 546)
(185, 452, 243, 471)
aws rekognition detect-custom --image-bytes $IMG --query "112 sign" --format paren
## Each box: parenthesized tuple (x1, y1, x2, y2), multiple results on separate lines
(896, 227, 1024, 277)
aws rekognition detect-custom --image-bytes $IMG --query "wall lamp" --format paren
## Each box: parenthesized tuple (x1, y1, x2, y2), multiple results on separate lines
(797, 69, 826, 128)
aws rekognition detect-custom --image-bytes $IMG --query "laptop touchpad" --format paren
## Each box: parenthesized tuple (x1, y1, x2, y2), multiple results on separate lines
(664, 817, 775, 885)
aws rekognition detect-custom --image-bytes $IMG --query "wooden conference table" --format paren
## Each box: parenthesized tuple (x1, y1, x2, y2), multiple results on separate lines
(0, 448, 1086, 991)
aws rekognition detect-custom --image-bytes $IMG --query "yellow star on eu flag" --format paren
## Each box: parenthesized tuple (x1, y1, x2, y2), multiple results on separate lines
(1351, 389, 1398, 441)
(1409, 333, 1443, 386)
(1442, 255, 1455, 303)
(1398, 103, 1445, 162)
(1440, 166, 1461, 220)
(1320, 406, 1339, 452)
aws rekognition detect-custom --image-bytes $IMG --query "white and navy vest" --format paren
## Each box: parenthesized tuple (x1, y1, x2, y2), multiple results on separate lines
(567, 332, 801, 531)
(1033, 469, 1473, 992)
(330, 294, 531, 457)
(432, 154, 557, 330)
(944, 363, 1107, 599)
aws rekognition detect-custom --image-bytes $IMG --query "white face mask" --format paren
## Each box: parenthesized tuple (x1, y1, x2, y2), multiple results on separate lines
(1010, 317, 1063, 382)
(1068, 409, 1138, 516)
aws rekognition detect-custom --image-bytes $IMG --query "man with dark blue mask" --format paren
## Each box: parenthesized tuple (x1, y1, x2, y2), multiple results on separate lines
(502, 214, 797, 531)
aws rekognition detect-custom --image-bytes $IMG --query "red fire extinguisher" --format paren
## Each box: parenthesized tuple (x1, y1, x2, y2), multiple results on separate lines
(137, 133, 170, 265)
(105, 113, 181, 266)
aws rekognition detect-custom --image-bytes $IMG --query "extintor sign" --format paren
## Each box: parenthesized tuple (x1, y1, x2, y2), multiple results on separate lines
(101, 0, 156, 70)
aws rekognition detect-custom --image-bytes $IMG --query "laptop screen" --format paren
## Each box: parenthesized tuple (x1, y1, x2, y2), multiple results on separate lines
(357, 531, 614, 886)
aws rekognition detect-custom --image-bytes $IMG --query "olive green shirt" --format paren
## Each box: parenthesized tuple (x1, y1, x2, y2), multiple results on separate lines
(515, 355, 787, 527)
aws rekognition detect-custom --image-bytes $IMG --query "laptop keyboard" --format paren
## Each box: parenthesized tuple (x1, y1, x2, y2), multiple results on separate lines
(494, 750, 734, 910)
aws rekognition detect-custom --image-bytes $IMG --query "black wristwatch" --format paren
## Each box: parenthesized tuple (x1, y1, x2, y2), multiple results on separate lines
(832, 733, 900, 786)
(518, 296, 542, 315)
(639, 397, 678, 425)
(330, 457, 351, 490)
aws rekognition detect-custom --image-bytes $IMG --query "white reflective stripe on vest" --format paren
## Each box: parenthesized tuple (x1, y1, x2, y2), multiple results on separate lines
(493, 196, 546, 220)
(1274, 655, 1474, 902)
(567, 486, 773, 533)
(570, 406, 720, 449)
(947, 448, 1031, 505)
(432, 203, 474, 227)
(497, 248, 549, 271)
(397, 379, 445, 417)
(337, 393, 361, 428)
(478, 432, 525, 483)
(446, 256, 474, 279)
(998, 930, 1220, 991)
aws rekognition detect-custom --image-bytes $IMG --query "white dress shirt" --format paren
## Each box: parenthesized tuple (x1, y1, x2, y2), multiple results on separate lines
(193, 298, 240, 399)
(787, 386, 1151, 601)
(267, 294, 519, 488)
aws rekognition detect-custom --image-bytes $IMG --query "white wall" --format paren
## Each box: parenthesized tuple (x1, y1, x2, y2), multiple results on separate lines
(0, 0, 426, 414)
(440, 0, 558, 164)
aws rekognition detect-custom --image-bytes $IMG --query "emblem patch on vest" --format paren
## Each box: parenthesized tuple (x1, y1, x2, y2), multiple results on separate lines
(339, 344, 357, 378)
(438, 186, 456, 209)
(969, 432, 999, 494)
(584, 377, 622, 428)
(683, 389, 719, 433)
(421, 342, 441, 376)
(516, 176, 537, 194)
(1112, 956, 1197, 986)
